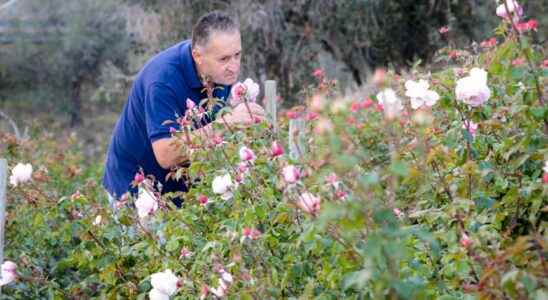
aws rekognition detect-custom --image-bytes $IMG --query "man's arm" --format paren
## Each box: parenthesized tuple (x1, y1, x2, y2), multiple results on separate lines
(152, 122, 213, 169)
(152, 102, 266, 169)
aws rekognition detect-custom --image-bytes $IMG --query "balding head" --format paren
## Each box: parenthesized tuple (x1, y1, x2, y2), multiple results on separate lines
(192, 11, 239, 50)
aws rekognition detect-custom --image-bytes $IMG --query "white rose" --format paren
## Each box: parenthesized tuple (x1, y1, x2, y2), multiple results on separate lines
(496, 0, 523, 21)
(0, 261, 17, 286)
(135, 188, 158, 219)
(212, 174, 233, 200)
(377, 88, 403, 119)
(210, 278, 228, 298)
(92, 215, 102, 226)
(243, 78, 260, 102)
(9, 163, 33, 187)
(220, 269, 233, 284)
(469, 68, 488, 84)
(405, 79, 440, 109)
(149, 288, 170, 300)
(150, 269, 179, 296)
(455, 68, 491, 107)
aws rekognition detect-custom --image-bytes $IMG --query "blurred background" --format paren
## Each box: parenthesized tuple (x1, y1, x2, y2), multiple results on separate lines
(0, 0, 546, 160)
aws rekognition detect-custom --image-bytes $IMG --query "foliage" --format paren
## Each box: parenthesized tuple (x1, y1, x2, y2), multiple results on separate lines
(1, 6, 547, 299)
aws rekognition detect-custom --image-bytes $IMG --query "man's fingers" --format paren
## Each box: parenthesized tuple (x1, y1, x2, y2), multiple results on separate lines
(247, 103, 266, 114)
(234, 103, 265, 116)
(229, 112, 265, 126)
(235, 108, 265, 118)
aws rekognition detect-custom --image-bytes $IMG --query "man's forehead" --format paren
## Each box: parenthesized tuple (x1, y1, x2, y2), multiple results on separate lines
(202, 30, 241, 55)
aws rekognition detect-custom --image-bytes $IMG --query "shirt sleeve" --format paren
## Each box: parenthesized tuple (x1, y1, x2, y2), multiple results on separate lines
(144, 82, 184, 143)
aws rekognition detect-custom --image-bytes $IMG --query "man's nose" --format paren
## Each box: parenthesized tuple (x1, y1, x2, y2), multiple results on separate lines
(227, 57, 240, 72)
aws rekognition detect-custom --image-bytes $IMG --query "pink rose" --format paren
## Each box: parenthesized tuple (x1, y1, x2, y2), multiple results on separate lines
(360, 98, 374, 109)
(515, 19, 537, 32)
(393, 208, 404, 219)
(496, 0, 523, 21)
(134, 172, 145, 184)
(230, 82, 246, 105)
(297, 193, 321, 216)
(312, 68, 325, 80)
(439, 26, 449, 34)
(179, 247, 192, 259)
(282, 165, 300, 184)
(480, 37, 497, 48)
(186, 98, 195, 110)
(286, 110, 300, 120)
(270, 141, 284, 158)
(325, 173, 339, 187)
(239, 146, 256, 162)
(310, 94, 325, 112)
(198, 194, 208, 206)
(462, 120, 478, 137)
(511, 57, 525, 66)
(242, 227, 261, 240)
(460, 233, 473, 248)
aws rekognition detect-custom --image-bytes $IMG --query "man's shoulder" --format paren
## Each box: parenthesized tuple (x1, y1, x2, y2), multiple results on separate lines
(151, 40, 189, 65)
(138, 40, 190, 86)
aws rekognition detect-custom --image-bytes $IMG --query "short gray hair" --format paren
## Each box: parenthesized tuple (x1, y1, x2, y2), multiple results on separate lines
(192, 11, 239, 49)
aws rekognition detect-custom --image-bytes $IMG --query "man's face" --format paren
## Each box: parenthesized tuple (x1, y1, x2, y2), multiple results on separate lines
(192, 30, 242, 86)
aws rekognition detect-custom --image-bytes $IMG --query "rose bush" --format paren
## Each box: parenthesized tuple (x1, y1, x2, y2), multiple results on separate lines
(1, 3, 546, 298)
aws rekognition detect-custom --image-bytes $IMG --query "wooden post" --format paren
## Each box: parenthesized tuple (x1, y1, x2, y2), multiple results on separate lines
(288, 119, 305, 161)
(264, 80, 277, 132)
(0, 159, 7, 291)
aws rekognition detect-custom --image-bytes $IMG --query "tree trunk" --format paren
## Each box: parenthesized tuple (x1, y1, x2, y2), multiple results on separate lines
(70, 80, 82, 127)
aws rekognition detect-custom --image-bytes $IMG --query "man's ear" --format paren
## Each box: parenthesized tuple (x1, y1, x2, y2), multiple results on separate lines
(192, 48, 202, 66)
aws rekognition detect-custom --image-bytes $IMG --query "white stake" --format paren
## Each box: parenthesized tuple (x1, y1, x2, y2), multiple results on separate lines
(264, 80, 277, 132)
(0, 159, 7, 293)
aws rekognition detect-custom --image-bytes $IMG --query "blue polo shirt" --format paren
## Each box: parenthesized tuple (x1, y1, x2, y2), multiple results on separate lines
(102, 40, 231, 200)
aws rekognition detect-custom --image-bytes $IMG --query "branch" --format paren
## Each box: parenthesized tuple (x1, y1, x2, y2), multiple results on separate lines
(0, 110, 23, 140)
(0, 0, 18, 13)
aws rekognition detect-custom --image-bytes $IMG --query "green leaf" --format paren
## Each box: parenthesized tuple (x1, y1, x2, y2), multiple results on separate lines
(166, 237, 180, 252)
(474, 195, 495, 212)
(342, 269, 371, 290)
(529, 107, 546, 120)
(390, 161, 409, 177)
(360, 172, 379, 186)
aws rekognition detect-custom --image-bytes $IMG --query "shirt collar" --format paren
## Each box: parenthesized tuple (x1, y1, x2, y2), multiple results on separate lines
(180, 40, 204, 89)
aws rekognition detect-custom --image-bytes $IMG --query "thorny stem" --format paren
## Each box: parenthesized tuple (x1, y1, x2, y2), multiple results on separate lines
(452, 100, 474, 201)
(456, 214, 481, 283)
(243, 98, 255, 121)
(503, 2, 546, 132)
(87, 229, 130, 281)
(136, 217, 172, 259)
(431, 160, 455, 202)
(220, 114, 235, 135)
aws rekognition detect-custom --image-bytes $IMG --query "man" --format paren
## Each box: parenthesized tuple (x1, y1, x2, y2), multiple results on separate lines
(102, 11, 264, 204)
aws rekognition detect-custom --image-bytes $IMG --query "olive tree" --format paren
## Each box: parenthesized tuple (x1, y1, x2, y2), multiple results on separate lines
(0, 0, 132, 126)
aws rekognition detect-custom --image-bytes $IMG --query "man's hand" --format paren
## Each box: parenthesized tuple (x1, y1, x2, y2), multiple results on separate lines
(217, 102, 266, 126)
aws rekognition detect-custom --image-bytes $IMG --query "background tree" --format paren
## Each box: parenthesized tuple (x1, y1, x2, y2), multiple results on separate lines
(126, 0, 548, 104)
(1, 0, 546, 123)
(0, 0, 132, 126)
